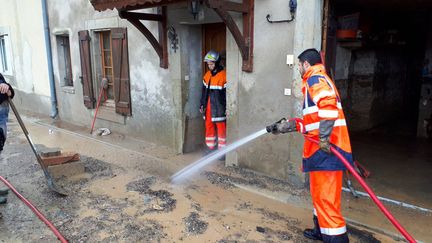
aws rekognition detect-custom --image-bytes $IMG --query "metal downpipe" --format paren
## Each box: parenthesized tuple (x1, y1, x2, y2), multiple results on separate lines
(41, 0, 58, 118)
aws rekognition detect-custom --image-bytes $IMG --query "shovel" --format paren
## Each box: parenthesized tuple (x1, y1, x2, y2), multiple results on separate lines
(8, 98, 68, 196)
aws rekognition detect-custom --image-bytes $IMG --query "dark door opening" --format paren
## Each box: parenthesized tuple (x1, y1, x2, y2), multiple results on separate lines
(323, 0, 432, 209)
(182, 23, 226, 153)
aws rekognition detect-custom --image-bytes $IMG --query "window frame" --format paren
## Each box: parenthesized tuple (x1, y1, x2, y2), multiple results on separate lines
(98, 30, 115, 107)
(55, 34, 74, 87)
(0, 29, 13, 76)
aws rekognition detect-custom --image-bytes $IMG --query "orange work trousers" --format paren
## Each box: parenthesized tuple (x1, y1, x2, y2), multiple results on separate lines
(204, 99, 226, 150)
(310, 171, 347, 236)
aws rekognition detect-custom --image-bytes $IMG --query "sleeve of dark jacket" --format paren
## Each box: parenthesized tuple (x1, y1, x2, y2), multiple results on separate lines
(0, 73, 15, 101)
(200, 79, 207, 108)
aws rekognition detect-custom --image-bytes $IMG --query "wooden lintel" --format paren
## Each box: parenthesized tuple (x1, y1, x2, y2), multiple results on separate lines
(207, 0, 248, 13)
(209, 0, 254, 72)
(119, 11, 163, 21)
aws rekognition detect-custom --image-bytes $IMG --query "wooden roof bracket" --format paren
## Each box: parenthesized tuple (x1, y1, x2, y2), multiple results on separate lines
(119, 7, 168, 68)
(206, 0, 254, 72)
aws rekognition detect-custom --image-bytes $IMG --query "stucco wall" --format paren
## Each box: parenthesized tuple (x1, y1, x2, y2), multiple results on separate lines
(226, 0, 323, 186)
(47, 0, 181, 151)
(2, 0, 325, 183)
(0, 0, 52, 114)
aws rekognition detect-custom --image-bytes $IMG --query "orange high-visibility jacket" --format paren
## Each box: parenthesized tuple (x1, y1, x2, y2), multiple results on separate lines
(201, 69, 227, 122)
(301, 64, 353, 172)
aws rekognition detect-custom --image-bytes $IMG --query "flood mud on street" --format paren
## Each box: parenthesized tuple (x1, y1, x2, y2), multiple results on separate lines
(0, 117, 429, 242)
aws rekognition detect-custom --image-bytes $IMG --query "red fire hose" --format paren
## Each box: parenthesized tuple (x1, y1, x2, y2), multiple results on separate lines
(291, 118, 416, 242)
(0, 176, 68, 243)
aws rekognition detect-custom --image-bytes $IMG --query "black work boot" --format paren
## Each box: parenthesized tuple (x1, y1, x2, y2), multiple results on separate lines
(322, 233, 349, 243)
(303, 216, 323, 241)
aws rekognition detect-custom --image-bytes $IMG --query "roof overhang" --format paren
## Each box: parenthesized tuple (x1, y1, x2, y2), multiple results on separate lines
(89, 0, 254, 72)
(90, 0, 185, 11)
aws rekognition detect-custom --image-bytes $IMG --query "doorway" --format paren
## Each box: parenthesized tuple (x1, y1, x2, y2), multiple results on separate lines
(182, 22, 226, 153)
(323, 0, 432, 208)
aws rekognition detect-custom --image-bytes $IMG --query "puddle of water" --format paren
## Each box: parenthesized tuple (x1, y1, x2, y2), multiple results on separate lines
(171, 128, 268, 184)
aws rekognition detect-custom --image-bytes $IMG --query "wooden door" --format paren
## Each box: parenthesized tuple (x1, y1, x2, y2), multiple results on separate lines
(203, 23, 226, 73)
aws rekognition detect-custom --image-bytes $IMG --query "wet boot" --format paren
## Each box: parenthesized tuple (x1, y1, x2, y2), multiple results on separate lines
(303, 216, 323, 241)
(0, 196, 7, 204)
(322, 233, 349, 243)
(203, 148, 216, 156)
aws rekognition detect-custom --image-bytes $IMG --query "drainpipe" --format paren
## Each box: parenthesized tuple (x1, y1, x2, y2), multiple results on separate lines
(41, 0, 58, 118)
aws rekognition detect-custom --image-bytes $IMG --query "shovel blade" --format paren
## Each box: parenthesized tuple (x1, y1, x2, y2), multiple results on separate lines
(46, 176, 68, 196)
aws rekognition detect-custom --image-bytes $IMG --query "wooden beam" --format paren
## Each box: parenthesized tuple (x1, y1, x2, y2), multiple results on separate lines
(124, 17, 163, 60)
(121, 0, 187, 11)
(208, 0, 254, 72)
(212, 7, 248, 61)
(207, 0, 248, 13)
(158, 6, 168, 68)
(120, 8, 168, 68)
(242, 0, 254, 72)
(119, 11, 163, 21)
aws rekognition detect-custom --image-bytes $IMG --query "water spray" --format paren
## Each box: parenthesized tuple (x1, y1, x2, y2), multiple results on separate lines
(171, 128, 268, 183)
(171, 117, 416, 242)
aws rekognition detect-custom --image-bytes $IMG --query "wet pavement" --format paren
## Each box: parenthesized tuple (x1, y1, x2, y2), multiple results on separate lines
(0, 114, 429, 242)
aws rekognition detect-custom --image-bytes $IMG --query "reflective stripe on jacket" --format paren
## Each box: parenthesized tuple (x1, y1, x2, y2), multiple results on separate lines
(201, 69, 227, 122)
(301, 64, 353, 172)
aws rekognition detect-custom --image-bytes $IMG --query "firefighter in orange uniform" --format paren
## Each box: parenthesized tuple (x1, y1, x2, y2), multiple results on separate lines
(200, 50, 227, 159)
(269, 48, 352, 242)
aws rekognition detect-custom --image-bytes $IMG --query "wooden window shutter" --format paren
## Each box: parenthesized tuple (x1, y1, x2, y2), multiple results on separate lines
(78, 30, 95, 109)
(111, 28, 132, 116)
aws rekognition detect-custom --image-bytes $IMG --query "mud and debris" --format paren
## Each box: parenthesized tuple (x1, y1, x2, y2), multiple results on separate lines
(0, 116, 427, 242)
(127, 177, 177, 213)
(204, 165, 303, 196)
(183, 212, 208, 235)
(347, 225, 381, 243)
(126, 176, 156, 193)
(82, 156, 115, 178)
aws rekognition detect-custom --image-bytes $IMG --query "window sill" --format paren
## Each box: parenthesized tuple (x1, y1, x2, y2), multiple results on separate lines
(61, 86, 75, 94)
(94, 105, 125, 125)
(1, 72, 14, 77)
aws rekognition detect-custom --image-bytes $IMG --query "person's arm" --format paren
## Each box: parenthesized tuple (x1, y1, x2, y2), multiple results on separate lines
(0, 83, 13, 98)
(308, 77, 338, 153)
(6, 83, 14, 98)
(200, 78, 207, 114)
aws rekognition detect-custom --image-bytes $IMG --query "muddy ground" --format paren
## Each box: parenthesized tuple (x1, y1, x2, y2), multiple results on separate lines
(0, 116, 428, 242)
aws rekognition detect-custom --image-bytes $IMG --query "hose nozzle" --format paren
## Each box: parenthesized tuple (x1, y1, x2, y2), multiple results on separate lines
(266, 118, 287, 133)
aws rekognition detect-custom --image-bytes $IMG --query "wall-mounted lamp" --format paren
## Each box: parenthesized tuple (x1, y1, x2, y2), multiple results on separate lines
(266, 0, 297, 23)
(189, 0, 201, 20)
(168, 26, 178, 53)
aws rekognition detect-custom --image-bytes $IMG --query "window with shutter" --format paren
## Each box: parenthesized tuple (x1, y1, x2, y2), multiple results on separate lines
(111, 28, 132, 116)
(98, 30, 115, 108)
(79, 28, 131, 116)
(78, 30, 95, 109)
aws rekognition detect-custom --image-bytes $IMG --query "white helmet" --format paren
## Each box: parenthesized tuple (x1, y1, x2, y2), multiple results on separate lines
(204, 50, 220, 63)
